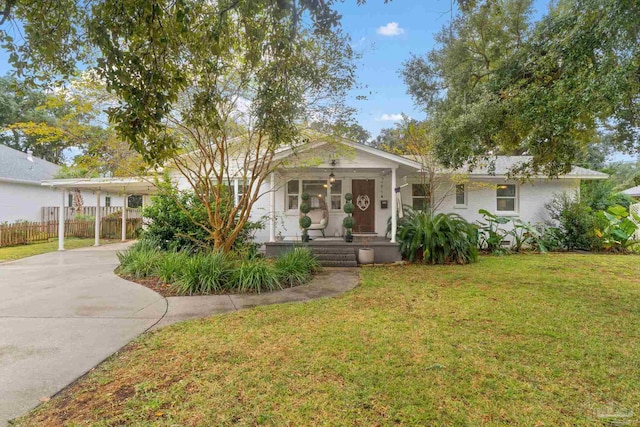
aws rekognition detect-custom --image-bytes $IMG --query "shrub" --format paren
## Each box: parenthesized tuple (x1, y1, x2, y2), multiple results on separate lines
(172, 251, 233, 295)
(299, 215, 312, 229)
(477, 209, 510, 254)
(117, 240, 162, 278)
(545, 193, 602, 250)
(595, 205, 640, 252)
(275, 248, 321, 287)
(398, 211, 478, 264)
(142, 180, 263, 251)
(342, 216, 355, 229)
(231, 259, 281, 293)
(509, 220, 546, 253)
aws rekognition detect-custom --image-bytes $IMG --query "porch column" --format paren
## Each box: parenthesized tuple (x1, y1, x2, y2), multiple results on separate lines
(58, 189, 65, 251)
(94, 191, 101, 246)
(121, 194, 128, 242)
(234, 178, 240, 206)
(391, 167, 397, 243)
(269, 173, 276, 242)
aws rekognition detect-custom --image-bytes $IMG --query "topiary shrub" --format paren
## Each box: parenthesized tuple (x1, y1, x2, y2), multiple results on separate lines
(343, 201, 354, 214)
(299, 215, 312, 229)
(398, 211, 478, 264)
(345, 193, 353, 201)
(342, 216, 355, 229)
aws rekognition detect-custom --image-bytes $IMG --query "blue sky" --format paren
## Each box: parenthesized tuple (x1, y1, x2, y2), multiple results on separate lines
(335, 0, 550, 140)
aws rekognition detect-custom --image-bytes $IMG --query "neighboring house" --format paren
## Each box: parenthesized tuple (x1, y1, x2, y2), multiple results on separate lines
(621, 185, 640, 199)
(0, 144, 124, 223)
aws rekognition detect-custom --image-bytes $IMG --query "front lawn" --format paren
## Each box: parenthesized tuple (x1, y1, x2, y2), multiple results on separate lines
(0, 238, 119, 262)
(15, 254, 640, 426)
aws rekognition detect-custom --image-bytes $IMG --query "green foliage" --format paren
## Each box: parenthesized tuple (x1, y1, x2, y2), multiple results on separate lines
(156, 251, 191, 284)
(275, 248, 321, 288)
(345, 193, 353, 201)
(142, 181, 262, 252)
(545, 193, 603, 251)
(509, 219, 546, 253)
(595, 205, 640, 252)
(398, 210, 478, 265)
(477, 209, 510, 254)
(342, 216, 355, 230)
(299, 202, 311, 215)
(299, 216, 312, 230)
(301, 192, 310, 202)
(230, 259, 281, 294)
(172, 251, 233, 295)
(582, 180, 634, 211)
(343, 201, 354, 214)
(402, 0, 640, 176)
(116, 240, 162, 278)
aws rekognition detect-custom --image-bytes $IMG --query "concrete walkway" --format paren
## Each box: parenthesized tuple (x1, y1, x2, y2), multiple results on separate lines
(0, 244, 359, 426)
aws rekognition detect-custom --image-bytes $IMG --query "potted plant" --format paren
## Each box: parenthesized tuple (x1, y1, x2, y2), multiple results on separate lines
(343, 193, 355, 242)
(358, 235, 374, 264)
(300, 192, 311, 242)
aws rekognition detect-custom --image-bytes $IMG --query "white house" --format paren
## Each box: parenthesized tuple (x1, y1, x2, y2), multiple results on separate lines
(236, 139, 608, 243)
(0, 144, 125, 223)
(42, 137, 608, 257)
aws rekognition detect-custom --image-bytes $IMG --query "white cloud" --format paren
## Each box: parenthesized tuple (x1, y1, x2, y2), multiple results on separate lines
(376, 113, 404, 122)
(376, 22, 405, 37)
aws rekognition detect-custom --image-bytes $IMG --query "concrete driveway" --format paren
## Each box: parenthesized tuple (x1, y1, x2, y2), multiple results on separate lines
(0, 243, 166, 426)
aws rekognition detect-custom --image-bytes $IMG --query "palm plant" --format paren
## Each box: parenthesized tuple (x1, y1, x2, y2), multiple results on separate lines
(398, 210, 478, 265)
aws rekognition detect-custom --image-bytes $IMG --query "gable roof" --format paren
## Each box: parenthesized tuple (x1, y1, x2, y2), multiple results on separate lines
(402, 155, 608, 179)
(272, 137, 423, 170)
(0, 144, 61, 183)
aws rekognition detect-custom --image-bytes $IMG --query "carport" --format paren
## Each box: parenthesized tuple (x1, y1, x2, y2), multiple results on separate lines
(41, 177, 158, 250)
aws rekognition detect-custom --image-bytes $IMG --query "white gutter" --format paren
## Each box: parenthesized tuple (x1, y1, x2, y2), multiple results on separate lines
(0, 177, 44, 186)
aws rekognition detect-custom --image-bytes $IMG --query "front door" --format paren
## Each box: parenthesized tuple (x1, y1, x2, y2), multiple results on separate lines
(352, 179, 375, 233)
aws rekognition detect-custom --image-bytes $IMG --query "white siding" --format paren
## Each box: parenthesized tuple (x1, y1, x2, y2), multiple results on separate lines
(0, 181, 126, 223)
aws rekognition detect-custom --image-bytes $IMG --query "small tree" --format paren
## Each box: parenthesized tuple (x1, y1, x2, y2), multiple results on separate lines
(299, 193, 311, 242)
(343, 193, 355, 242)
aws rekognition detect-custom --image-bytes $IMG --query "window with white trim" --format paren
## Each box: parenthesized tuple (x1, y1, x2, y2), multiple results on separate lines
(286, 179, 342, 211)
(105, 196, 111, 207)
(412, 184, 427, 210)
(68, 193, 73, 207)
(286, 180, 299, 210)
(455, 184, 466, 206)
(496, 184, 517, 212)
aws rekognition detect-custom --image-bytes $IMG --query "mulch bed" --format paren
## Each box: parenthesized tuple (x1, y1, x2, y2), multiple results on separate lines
(124, 276, 183, 297)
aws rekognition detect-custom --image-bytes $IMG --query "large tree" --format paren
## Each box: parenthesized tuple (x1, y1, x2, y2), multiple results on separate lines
(402, 0, 640, 177)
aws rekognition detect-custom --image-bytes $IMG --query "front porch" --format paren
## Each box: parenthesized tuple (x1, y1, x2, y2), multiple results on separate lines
(264, 236, 402, 264)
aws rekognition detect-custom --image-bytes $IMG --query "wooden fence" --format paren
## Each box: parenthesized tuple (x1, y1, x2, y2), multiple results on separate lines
(41, 206, 142, 222)
(0, 218, 143, 247)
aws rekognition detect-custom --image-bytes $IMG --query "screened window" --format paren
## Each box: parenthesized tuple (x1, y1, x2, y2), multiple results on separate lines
(330, 180, 342, 210)
(412, 184, 428, 211)
(303, 180, 328, 209)
(496, 184, 517, 211)
(455, 184, 466, 206)
(68, 193, 73, 207)
(105, 196, 111, 207)
(128, 195, 143, 208)
(287, 180, 299, 210)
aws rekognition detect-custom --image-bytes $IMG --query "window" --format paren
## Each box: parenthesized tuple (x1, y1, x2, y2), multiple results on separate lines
(330, 180, 342, 210)
(287, 179, 342, 210)
(455, 184, 466, 206)
(303, 180, 328, 209)
(286, 180, 299, 210)
(412, 184, 428, 210)
(496, 184, 517, 211)
(68, 193, 73, 207)
(127, 195, 143, 208)
(105, 196, 111, 207)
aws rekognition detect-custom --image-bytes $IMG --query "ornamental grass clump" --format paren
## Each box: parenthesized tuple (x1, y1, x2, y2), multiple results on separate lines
(156, 250, 191, 284)
(275, 247, 321, 287)
(231, 259, 281, 293)
(116, 240, 162, 278)
(172, 251, 233, 295)
(398, 211, 478, 265)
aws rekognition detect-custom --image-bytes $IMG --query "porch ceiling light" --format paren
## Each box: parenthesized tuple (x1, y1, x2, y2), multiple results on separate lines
(329, 172, 335, 184)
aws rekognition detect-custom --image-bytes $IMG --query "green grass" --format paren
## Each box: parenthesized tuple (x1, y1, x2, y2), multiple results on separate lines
(0, 238, 119, 262)
(15, 254, 640, 426)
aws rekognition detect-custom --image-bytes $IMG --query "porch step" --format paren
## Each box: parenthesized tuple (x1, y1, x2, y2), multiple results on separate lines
(318, 260, 358, 268)
(311, 247, 358, 267)
(310, 247, 356, 255)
